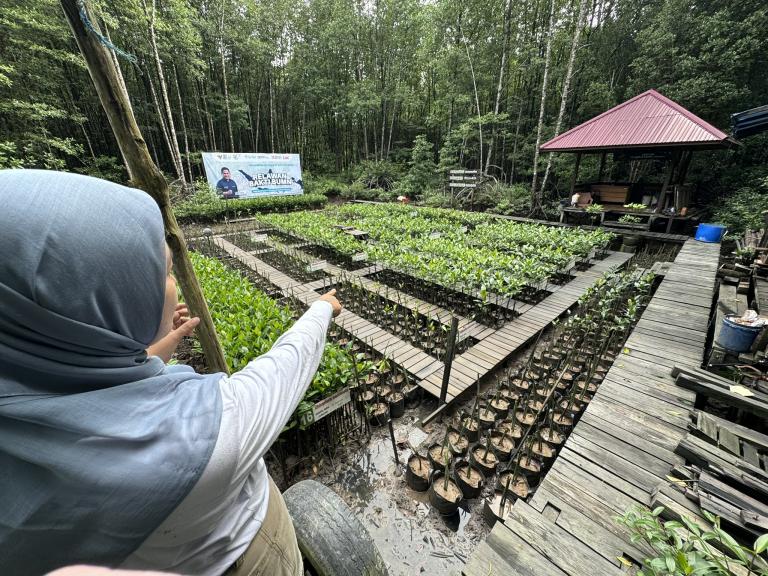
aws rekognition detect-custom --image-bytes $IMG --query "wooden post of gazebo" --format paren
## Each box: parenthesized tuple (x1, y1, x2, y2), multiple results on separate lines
(569, 153, 582, 195)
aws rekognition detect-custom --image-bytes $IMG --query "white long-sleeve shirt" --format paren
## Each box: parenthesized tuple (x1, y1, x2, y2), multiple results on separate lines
(121, 300, 333, 575)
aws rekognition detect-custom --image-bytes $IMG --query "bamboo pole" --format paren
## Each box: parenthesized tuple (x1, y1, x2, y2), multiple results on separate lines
(59, 0, 228, 374)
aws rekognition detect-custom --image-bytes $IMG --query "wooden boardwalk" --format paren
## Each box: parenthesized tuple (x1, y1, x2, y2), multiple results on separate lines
(421, 251, 632, 405)
(215, 233, 634, 408)
(464, 239, 720, 576)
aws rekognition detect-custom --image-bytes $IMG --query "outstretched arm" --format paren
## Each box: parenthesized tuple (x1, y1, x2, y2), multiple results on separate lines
(238, 169, 253, 181)
(222, 291, 342, 464)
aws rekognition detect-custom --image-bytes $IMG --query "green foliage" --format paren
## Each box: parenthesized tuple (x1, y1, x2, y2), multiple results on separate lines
(3, 0, 767, 207)
(263, 203, 613, 299)
(586, 203, 604, 214)
(190, 252, 360, 426)
(351, 160, 404, 191)
(711, 178, 768, 238)
(624, 203, 648, 211)
(394, 135, 439, 199)
(191, 252, 295, 371)
(485, 182, 531, 215)
(619, 214, 642, 224)
(76, 155, 126, 182)
(617, 505, 768, 576)
(304, 173, 349, 197)
(174, 182, 327, 223)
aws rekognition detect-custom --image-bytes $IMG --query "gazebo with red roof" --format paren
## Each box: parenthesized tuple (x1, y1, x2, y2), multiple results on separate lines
(542, 89, 736, 228)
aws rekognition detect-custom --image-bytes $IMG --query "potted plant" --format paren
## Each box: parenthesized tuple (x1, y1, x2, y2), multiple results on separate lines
(429, 453, 463, 516)
(453, 458, 484, 499)
(405, 446, 431, 492)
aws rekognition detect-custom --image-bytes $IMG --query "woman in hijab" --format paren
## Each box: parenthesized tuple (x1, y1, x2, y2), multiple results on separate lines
(0, 170, 341, 576)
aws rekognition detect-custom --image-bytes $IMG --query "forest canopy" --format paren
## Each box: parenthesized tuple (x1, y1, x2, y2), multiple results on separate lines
(1, 0, 766, 212)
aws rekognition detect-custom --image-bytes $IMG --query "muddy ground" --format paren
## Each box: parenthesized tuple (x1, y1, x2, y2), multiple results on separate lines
(271, 351, 531, 576)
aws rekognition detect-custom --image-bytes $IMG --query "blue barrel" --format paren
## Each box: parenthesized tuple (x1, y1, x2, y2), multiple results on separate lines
(717, 315, 761, 352)
(695, 223, 727, 243)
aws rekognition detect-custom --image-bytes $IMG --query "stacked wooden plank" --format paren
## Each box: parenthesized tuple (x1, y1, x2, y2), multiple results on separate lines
(666, 365, 768, 537)
(464, 239, 721, 576)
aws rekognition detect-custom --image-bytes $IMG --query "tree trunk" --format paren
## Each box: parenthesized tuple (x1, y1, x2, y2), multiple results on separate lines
(219, 1, 235, 152)
(530, 0, 556, 214)
(173, 64, 192, 186)
(464, 38, 483, 176)
(541, 0, 589, 194)
(60, 0, 228, 374)
(146, 70, 174, 174)
(145, 0, 185, 186)
(269, 72, 276, 152)
(485, 0, 515, 176)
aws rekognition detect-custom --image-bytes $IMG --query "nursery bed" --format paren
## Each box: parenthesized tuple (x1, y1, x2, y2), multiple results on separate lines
(463, 239, 720, 576)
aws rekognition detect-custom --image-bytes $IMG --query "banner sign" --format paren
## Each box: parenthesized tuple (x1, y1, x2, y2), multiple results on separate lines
(201, 152, 303, 199)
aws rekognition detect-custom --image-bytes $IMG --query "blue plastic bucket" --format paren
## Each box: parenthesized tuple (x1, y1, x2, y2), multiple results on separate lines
(695, 223, 727, 243)
(717, 315, 761, 352)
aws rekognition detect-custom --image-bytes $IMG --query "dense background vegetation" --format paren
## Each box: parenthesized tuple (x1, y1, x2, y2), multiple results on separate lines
(1, 0, 767, 213)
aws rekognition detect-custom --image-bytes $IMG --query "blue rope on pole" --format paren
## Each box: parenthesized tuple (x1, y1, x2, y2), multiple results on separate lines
(77, 0, 138, 65)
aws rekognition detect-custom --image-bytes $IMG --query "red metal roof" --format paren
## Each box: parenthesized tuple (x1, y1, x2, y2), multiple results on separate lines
(541, 89, 732, 152)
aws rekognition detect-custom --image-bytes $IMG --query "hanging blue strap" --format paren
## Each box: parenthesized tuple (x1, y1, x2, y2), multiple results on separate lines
(77, 0, 138, 65)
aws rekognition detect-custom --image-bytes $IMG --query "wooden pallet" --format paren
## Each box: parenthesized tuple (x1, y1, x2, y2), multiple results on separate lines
(464, 239, 720, 576)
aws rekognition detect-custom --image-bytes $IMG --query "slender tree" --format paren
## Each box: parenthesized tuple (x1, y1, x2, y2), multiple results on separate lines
(530, 0, 556, 215)
(541, 0, 590, 193)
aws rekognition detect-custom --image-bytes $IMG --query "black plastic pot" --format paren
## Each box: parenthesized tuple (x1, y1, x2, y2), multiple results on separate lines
(403, 383, 421, 407)
(498, 385, 520, 403)
(389, 372, 406, 387)
(514, 454, 542, 486)
(552, 411, 575, 432)
(459, 416, 480, 442)
(496, 470, 530, 502)
(530, 439, 557, 471)
(478, 408, 497, 430)
(429, 470, 463, 516)
(482, 489, 514, 527)
(538, 426, 565, 448)
(405, 454, 431, 492)
(446, 427, 469, 457)
(374, 383, 392, 399)
(367, 402, 389, 427)
(428, 443, 451, 472)
(515, 409, 537, 429)
(496, 419, 523, 441)
(388, 392, 405, 418)
(488, 398, 510, 419)
(453, 459, 484, 499)
(490, 431, 515, 462)
(469, 443, 499, 477)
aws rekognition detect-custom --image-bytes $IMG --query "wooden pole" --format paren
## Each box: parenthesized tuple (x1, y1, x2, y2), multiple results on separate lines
(597, 152, 606, 182)
(440, 317, 460, 404)
(569, 153, 582, 195)
(59, 0, 229, 374)
(657, 151, 680, 213)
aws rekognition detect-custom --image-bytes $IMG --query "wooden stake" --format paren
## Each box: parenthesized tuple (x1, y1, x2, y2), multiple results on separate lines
(59, 0, 228, 374)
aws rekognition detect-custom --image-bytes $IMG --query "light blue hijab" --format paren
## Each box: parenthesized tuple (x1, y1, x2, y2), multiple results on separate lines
(0, 170, 223, 575)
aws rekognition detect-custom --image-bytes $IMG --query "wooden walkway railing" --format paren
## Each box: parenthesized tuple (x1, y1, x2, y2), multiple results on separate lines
(463, 239, 720, 576)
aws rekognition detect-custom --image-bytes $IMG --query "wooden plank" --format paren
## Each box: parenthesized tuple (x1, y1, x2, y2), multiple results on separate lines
(676, 375, 768, 419)
(504, 501, 625, 576)
(559, 445, 651, 504)
(529, 486, 653, 564)
(463, 526, 568, 576)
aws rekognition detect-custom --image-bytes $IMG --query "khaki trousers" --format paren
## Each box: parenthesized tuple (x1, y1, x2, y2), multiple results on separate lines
(225, 477, 303, 576)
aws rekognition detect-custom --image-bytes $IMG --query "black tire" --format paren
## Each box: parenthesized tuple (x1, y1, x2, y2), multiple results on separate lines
(282, 480, 389, 576)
